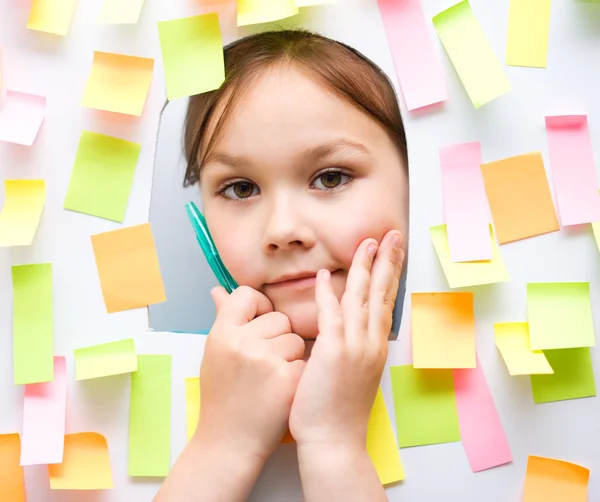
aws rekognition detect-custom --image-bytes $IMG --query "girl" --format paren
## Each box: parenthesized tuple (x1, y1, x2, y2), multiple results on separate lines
(156, 29, 409, 501)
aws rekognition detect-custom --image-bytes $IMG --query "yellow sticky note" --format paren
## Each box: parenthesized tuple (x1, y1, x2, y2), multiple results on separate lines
(48, 433, 113, 490)
(0, 180, 45, 247)
(185, 377, 201, 441)
(366, 387, 405, 485)
(74, 339, 138, 380)
(28, 0, 77, 36)
(494, 322, 553, 375)
(0, 434, 25, 502)
(433, 0, 511, 108)
(506, 0, 551, 68)
(237, 0, 298, 27)
(98, 0, 145, 24)
(81, 51, 154, 116)
(412, 292, 476, 369)
(296, 0, 336, 5)
(523, 456, 590, 502)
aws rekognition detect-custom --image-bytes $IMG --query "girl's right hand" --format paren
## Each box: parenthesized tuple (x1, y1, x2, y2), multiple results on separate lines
(195, 285, 306, 464)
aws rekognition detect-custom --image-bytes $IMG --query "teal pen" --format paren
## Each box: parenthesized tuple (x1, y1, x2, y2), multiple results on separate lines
(185, 201, 239, 293)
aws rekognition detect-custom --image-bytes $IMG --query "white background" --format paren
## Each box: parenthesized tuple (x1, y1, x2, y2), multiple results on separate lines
(1, 0, 600, 500)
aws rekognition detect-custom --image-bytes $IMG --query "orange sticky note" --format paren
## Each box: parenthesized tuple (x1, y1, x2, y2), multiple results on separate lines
(523, 456, 589, 502)
(91, 223, 167, 313)
(0, 434, 25, 502)
(48, 433, 113, 490)
(412, 292, 476, 369)
(81, 51, 154, 116)
(480, 152, 559, 244)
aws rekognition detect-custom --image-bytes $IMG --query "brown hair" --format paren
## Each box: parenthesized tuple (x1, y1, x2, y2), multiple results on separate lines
(183, 29, 407, 187)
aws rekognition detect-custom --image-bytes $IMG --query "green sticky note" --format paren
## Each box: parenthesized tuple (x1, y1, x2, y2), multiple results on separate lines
(430, 224, 509, 288)
(157, 13, 225, 101)
(390, 365, 461, 448)
(527, 282, 595, 351)
(129, 355, 171, 477)
(12, 263, 54, 384)
(531, 348, 596, 404)
(433, 0, 511, 108)
(64, 131, 141, 223)
(74, 339, 138, 380)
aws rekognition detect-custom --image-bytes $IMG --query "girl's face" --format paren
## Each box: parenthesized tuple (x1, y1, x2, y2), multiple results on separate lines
(200, 65, 409, 339)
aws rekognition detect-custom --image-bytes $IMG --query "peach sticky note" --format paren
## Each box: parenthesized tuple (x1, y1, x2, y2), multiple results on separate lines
(28, 0, 77, 36)
(0, 434, 25, 502)
(20, 356, 67, 466)
(377, 0, 447, 110)
(412, 292, 476, 369)
(0, 180, 46, 247)
(506, 0, 551, 68)
(185, 377, 201, 441)
(453, 355, 512, 472)
(0, 91, 46, 146)
(480, 152, 559, 244)
(98, 0, 145, 23)
(440, 142, 491, 262)
(48, 433, 113, 489)
(81, 51, 154, 116)
(523, 456, 590, 502)
(545, 115, 600, 226)
(494, 322, 553, 375)
(91, 223, 167, 313)
(237, 0, 298, 26)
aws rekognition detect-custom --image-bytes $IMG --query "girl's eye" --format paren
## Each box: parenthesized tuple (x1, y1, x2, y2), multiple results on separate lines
(221, 181, 258, 200)
(311, 169, 352, 191)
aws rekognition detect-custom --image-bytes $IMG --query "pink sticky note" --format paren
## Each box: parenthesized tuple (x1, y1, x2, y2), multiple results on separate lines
(441, 142, 492, 262)
(377, 0, 447, 111)
(20, 356, 67, 466)
(0, 91, 46, 146)
(453, 356, 512, 472)
(545, 115, 600, 226)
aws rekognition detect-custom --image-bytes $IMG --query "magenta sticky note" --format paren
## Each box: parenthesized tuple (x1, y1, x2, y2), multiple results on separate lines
(0, 91, 46, 146)
(440, 142, 492, 262)
(453, 356, 512, 472)
(20, 356, 67, 466)
(545, 115, 600, 226)
(377, 0, 447, 111)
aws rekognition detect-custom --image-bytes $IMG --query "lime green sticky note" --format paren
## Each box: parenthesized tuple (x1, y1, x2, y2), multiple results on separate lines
(433, 0, 511, 108)
(64, 131, 141, 223)
(390, 365, 460, 448)
(430, 224, 509, 288)
(129, 355, 171, 477)
(12, 263, 54, 384)
(530, 348, 596, 404)
(74, 339, 138, 380)
(506, 0, 551, 68)
(527, 282, 595, 351)
(237, 0, 298, 27)
(157, 13, 225, 101)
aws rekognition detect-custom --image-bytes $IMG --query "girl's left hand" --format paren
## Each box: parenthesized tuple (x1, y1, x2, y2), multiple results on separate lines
(289, 230, 405, 451)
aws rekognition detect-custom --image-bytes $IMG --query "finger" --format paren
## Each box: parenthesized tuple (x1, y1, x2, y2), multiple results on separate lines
(216, 285, 274, 326)
(266, 333, 305, 362)
(247, 311, 292, 339)
(210, 286, 229, 313)
(315, 269, 344, 342)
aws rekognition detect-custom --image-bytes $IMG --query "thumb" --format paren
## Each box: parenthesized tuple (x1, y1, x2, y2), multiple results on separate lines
(210, 286, 229, 313)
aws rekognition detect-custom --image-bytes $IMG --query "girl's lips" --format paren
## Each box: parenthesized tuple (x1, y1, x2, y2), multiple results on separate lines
(267, 269, 341, 290)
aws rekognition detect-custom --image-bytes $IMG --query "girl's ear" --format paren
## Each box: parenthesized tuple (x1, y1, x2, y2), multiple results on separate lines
(210, 286, 230, 313)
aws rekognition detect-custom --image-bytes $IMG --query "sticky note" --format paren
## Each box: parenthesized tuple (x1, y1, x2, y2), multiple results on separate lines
(91, 223, 167, 313)
(129, 355, 171, 477)
(158, 14, 225, 100)
(75, 339, 137, 380)
(377, 0, 447, 110)
(0, 180, 46, 247)
(530, 348, 596, 404)
(523, 456, 590, 502)
(98, 0, 145, 23)
(12, 263, 54, 384)
(494, 322, 553, 375)
(430, 224, 509, 288)
(366, 387, 405, 484)
(20, 356, 67, 466)
(185, 377, 201, 441)
(506, 0, 551, 68)
(64, 131, 141, 222)
(440, 142, 491, 262)
(390, 365, 460, 447)
(48, 433, 113, 489)
(412, 292, 475, 369)
(545, 115, 600, 226)
(453, 356, 512, 472)
(0, 434, 25, 502)
(0, 91, 46, 146)
(527, 282, 595, 350)
(433, 0, 511, 108)
(81, 51, 154, 116)
(28, 0, 77, 36)
(296, 0, 336, 5)
(237, 0, 298, 26)
(480, 152, 559, 244)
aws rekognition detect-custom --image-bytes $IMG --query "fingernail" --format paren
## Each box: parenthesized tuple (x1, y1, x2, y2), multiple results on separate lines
(393, 233, 402, 250)
(367, 242, 378, 256)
